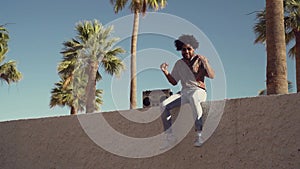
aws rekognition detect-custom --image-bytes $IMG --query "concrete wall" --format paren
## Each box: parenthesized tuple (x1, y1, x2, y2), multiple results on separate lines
(0, 93, 299, 169)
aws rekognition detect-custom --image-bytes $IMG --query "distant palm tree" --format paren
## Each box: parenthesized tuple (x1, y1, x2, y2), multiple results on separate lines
(50, 79, 103, 115)
(0, 25, 22, 85)
(75, 20, 125, 113)
(110, 0, 167, 109)
(50, 39, 101, 115)
(50, 20, 125, 114)
(284, 0, 300, 92)
(254, 1, 300, 93)
(50, 80, 81, 115)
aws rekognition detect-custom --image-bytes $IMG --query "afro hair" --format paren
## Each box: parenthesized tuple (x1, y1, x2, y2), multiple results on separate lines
(174, 34, 199, 51)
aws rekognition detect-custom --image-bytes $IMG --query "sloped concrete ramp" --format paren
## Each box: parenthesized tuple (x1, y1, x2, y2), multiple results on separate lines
(0, 93, 299, 169)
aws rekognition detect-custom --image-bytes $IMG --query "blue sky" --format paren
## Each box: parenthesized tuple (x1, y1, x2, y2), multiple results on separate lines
(0, 0, 296, 121)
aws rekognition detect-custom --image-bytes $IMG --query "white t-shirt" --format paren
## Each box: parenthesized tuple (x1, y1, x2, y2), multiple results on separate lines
(171, 58, 207, 90)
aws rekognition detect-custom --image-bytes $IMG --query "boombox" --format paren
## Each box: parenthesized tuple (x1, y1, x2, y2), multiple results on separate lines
(142, 89, 172, 108)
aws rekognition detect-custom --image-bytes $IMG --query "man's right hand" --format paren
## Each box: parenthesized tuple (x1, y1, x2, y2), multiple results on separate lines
(160, 62, 169, 75)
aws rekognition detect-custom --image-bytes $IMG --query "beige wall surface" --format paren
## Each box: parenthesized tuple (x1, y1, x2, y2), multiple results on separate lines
(0, 93, 299, 169)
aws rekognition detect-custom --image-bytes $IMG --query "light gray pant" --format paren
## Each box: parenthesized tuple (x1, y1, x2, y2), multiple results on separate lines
(160, 88, 207, 132)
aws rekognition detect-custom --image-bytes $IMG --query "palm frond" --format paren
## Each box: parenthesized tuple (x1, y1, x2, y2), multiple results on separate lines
(253, 10, 267, 44)
(0, 44, 8, 62)
(258, 89, 267, 95)
(95, 89, 103, 111)
(0, 60, 22, 84)
(0, 26, 9, 63)
(110, 0, 129, 13)
(288, 44, 296, 58)
(101, 55, 125, 76)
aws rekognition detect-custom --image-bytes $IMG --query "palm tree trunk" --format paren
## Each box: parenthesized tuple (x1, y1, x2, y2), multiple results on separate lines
(265, 0, 288, 94)
(295, 31, 300, 92)
(70, 105, 77, 115)
(86, 60, 98, 113)
(130, 10, 139, 109)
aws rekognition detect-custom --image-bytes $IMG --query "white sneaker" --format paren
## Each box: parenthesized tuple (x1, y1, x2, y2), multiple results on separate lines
(160, 133, 177, 150)
(194, 132, 204, 147)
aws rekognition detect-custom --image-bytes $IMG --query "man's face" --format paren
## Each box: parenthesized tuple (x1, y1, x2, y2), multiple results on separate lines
(181, 44, 194, 60)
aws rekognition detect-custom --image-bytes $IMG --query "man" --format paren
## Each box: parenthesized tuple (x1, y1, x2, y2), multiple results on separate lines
(160, 34, 215, 148)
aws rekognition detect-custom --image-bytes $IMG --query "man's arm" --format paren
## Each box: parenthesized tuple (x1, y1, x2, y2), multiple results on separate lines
(198, 55, 215, 79)
(160, 63, 178, 85)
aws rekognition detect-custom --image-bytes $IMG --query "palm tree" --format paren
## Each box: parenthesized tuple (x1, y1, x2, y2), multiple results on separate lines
(253, 1, 288, 94)
(110, 0, 167, 109)
(75, 20, 125, 113)
(254, 0, 300, 93)
(50, 20, 125, 114)
(0, 25, 22, 85)
(265, 0, 288, 94)
(284, 0, 300, 92)
(50, 39, 99, 115)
